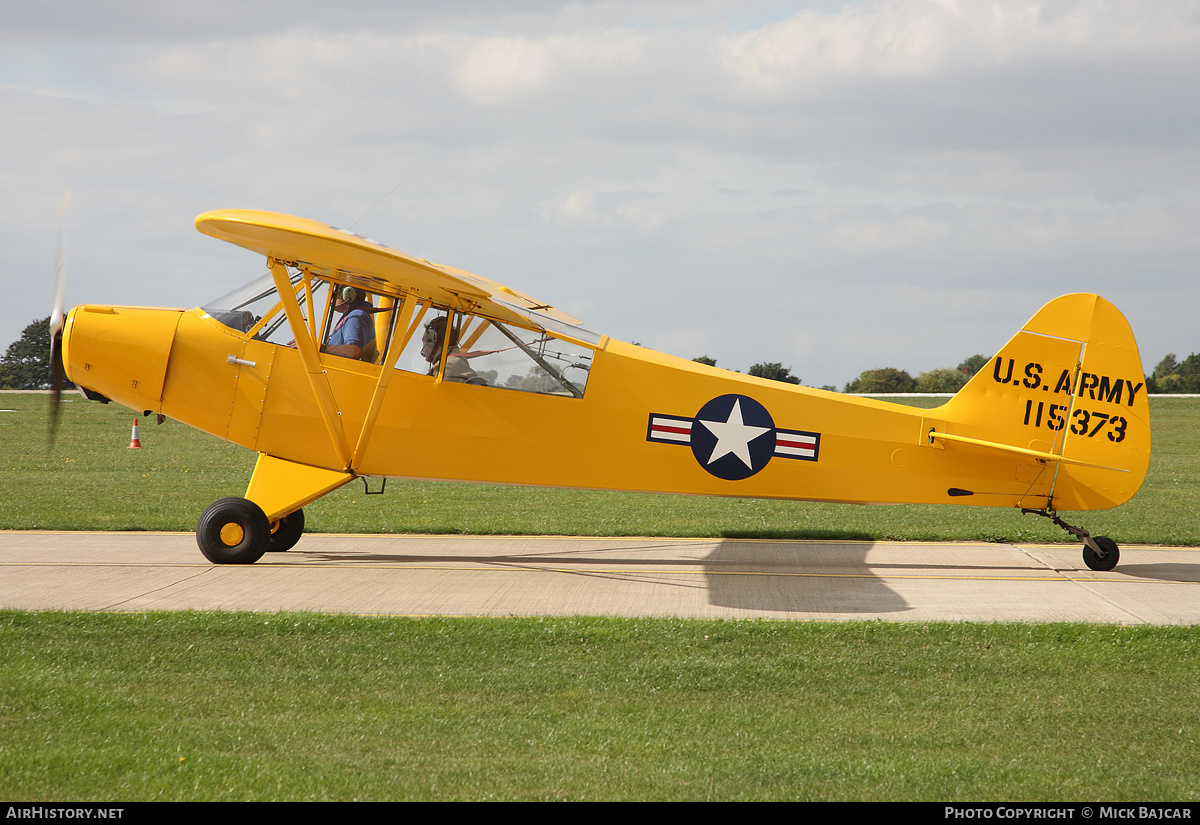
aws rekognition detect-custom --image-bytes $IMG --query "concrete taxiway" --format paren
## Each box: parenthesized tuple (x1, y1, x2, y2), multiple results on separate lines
(1, 531, 1199, 623)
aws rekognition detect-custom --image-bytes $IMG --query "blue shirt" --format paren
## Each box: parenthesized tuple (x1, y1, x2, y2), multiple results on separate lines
(328, 304, 375, 350)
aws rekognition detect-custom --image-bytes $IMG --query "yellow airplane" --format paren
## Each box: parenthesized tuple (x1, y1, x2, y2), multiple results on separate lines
(51, 209, 1150, 570)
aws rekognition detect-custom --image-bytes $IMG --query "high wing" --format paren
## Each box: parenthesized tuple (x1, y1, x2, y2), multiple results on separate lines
(195, 209, 584, 333)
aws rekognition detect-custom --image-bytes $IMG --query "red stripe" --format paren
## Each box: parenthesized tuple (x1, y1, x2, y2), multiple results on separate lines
(776, 437, 815, 449)
(653, 424, 691, 435)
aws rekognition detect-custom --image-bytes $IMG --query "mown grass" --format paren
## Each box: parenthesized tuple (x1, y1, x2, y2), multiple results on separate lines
(3, 611, 1200, 801)
(2, 393, 1196, 545)
(4, 396, 1200, 801)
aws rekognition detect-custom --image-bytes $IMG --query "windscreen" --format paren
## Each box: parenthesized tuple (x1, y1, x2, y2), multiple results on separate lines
(202, 271, 330, 346)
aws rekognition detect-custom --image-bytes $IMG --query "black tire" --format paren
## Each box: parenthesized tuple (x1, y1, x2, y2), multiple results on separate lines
(196, 497, 271, 564)
(267, 508, 305, 552)
(1082, 536, 1120, 572)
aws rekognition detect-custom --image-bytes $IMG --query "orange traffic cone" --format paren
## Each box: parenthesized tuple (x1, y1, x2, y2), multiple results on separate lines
(128, 418, 142, 449)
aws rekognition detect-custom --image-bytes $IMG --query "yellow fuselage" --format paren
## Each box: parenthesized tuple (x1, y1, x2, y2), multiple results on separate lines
(61, 293, 1149, 520)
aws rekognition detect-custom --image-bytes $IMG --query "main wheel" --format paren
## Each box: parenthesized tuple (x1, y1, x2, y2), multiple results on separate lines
(267, 508, 305, 552)
(196, 497, 271, 564)
(1082, 536, 1120, 572)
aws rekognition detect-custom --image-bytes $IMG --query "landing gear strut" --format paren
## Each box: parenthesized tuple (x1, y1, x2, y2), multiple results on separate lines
(1022, 508, 1120, 572)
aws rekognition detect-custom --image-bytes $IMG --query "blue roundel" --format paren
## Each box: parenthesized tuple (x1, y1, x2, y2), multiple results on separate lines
(689, 394, 776, 480)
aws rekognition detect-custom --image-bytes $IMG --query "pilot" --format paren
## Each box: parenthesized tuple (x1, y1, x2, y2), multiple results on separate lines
(323, 286, 376, 361)
(421, 316, 481, 383)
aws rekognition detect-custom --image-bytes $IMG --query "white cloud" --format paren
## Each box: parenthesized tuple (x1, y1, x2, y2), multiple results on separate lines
(718, 0, 1200, 95)
(3, 1, 1199, 387)
(449, 31, 647, 105)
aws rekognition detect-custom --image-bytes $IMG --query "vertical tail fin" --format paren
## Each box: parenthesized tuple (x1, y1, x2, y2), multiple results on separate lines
(942, 294, 1149, 511)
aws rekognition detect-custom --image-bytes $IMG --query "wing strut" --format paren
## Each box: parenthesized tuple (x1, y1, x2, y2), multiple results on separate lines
(269, 258, 353, 469)
(350, 294, 420, 471)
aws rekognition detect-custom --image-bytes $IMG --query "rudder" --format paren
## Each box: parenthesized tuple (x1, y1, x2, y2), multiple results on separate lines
(942, 294, 1150, 511)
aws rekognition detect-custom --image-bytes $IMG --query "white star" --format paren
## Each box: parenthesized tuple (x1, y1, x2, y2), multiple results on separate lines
(698, 399, 771, 469)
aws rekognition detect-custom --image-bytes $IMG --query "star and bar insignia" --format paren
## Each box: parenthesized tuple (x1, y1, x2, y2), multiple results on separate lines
(646, 394, 821, 480)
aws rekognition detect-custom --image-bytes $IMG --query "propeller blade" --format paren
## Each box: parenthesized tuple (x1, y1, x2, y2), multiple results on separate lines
(48, 188, 69, 448)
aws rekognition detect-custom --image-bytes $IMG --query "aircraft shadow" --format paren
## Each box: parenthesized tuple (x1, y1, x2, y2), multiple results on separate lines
(298, 539, 912, 616)
(702, 540, 909, 615)
(1105, 563, 1200, 584)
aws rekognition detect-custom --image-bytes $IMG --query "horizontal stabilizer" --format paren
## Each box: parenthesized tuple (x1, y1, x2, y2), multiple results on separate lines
(927, 430, 1129, 473)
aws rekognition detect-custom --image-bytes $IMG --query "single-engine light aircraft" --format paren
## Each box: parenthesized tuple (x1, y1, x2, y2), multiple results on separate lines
(51, 210, 1150, 570)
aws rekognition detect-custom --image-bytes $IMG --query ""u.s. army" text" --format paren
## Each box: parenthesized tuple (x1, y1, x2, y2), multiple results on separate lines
(992, 358, 1143, 407)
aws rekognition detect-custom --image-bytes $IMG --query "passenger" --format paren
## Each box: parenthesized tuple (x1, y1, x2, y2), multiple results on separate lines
(323, 286, 376, 361)
(421, 316, 482, 383)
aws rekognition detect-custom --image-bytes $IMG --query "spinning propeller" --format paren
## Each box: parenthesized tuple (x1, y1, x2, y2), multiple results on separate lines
(48, 188, 69, 447)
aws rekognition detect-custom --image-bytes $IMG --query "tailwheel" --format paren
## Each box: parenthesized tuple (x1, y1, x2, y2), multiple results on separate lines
(1023, 508, 1122, 572)
(196, 497, 271, 564)
(267, 508, 305, 552)
(1082, 536, 1120, 572)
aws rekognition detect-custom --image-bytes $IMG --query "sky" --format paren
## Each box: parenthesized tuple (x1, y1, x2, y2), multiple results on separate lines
(3, 0, 1197, 389)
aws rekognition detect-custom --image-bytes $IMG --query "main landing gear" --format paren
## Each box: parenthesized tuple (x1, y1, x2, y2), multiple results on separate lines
(266, 508, 305, 552)
(1021, 508, 1120, 572)
(196, 497, 305, 564)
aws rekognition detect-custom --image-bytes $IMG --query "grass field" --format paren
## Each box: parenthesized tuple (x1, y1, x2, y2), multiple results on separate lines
(1, 392, 1196, 545)
(3, 612, 1200, 801)
(3, 392, 1199, 801)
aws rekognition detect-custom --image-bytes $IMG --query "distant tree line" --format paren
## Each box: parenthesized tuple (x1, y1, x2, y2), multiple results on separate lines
(841, 355, 988, 394)
(693, 349, 1200, 395)
(693, 353, 988, 392)
(693, 356, 801, 386)
(1146, 353, 1200, 393)
(2, 315, 1196, 396)
(0, 317, 72, 390)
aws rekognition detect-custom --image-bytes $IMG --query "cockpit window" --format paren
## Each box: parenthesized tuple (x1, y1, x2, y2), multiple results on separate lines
(204, 276, 592, 391)
(202, 271, 330, 347)
(392, 306, 448, 376)
(321, 284, 389, 363)
(411, 312, 592, 397)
